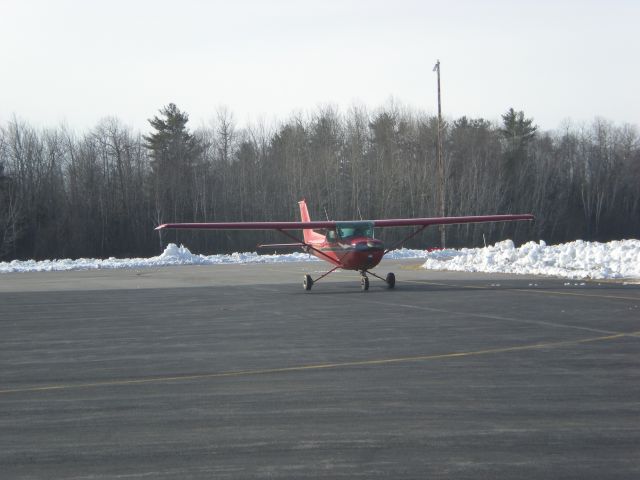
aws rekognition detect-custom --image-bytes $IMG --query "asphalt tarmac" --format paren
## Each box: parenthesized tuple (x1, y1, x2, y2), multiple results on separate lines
(1, 259, 639, 479)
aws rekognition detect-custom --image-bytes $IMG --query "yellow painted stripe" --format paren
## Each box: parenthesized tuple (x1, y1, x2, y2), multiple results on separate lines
(403, 279, 640, 301)
(0, 332, 633, 396)
(511, 288, 640, 301)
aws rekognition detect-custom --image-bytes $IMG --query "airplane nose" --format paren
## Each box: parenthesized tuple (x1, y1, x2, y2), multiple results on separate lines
(355, 241, 369, 251)
(355, 240, 384, 251)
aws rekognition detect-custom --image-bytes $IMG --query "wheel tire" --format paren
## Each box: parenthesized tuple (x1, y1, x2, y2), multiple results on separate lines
(303, 274, 313, 291)
(386, 272, 396, 289)
(361, 276, 369, 291)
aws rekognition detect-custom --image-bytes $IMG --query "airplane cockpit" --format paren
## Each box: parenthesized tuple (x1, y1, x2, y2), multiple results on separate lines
(326, 229, 338, 242)
(335, 221, 374, 240)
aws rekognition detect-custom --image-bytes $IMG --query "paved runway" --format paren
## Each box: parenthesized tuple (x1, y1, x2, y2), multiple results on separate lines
(1, 259, 639, 479)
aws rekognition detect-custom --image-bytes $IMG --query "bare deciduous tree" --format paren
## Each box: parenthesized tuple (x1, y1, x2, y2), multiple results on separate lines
(1, 105, 638, 260)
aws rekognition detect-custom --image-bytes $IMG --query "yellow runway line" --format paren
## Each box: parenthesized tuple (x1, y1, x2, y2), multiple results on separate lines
(1, 332, 635, 396)
(403, 280, 640, 302)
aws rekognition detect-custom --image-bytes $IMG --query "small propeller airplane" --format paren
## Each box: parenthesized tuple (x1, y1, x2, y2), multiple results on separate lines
(155, 200, 533, 291)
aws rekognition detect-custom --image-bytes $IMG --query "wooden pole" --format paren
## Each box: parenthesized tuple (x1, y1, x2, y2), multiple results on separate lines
(434, 60, 446, 248)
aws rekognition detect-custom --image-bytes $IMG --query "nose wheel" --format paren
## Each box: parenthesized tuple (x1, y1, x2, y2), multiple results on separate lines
(360, 275, 370, 291)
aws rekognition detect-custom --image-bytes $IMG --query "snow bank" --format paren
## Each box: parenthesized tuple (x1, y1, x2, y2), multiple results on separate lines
(0, 243, 428, 273)
(2, 240, 638, 280)
(422, 239, 640, 280)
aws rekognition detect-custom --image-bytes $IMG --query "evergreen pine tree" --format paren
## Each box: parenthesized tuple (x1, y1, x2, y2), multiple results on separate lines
(144, 103, 202, 225)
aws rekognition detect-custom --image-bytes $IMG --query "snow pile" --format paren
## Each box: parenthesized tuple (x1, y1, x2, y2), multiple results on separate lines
(154, 243, 317, 266)
(2, 240, 638, 280)
(422, 239, 640, 280)
(0, 243, 428, 273)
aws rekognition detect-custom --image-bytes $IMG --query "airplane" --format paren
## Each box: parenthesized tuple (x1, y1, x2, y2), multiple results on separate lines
(155, 199, 534, 291)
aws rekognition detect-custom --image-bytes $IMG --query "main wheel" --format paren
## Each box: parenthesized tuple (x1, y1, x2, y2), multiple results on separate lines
(303, 274, 313, 291)
(360, 276, 369, 291)
(386, 272, 396, 289)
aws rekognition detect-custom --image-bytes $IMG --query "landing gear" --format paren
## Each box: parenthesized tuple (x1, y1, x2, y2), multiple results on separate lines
(303, 268, 395, 291)
(385, 272, 396, 289)
(302, 267, 339, 291)
(360, 270, 396, 291)
(303, 274, 313, 291)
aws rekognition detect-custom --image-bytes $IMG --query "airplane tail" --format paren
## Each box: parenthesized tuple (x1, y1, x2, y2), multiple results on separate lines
(299, 199, 312, 223)
(298, 199, 324, 244)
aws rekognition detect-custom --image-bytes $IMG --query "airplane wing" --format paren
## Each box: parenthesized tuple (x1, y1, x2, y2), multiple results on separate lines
(155, 214, 533, 231)
(372, 214, 534, 228)
(155, 221, 339, 231)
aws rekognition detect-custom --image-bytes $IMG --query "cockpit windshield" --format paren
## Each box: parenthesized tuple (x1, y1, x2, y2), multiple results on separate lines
(336, 221, 374, 240)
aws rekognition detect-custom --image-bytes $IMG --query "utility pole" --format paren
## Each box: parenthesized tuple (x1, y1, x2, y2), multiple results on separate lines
(433, 59, 446, 248)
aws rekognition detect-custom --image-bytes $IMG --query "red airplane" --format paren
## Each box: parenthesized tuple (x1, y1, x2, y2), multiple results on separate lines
(155, 200, 533, 291)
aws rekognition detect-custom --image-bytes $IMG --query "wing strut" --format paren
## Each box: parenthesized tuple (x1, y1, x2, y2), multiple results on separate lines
(383, 225, 429, 255)
(277, 229, 344, 267)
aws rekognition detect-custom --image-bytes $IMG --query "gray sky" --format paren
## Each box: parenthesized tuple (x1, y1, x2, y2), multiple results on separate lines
(1, 0, 639, 132)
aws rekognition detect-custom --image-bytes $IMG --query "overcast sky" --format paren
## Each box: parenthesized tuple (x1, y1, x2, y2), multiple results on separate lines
(1, 0, 638, 132)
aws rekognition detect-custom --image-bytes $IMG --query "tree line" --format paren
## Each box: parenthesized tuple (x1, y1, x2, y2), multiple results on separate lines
(1, 103, 638, 261)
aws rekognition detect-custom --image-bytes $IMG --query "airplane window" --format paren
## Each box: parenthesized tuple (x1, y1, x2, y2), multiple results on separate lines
(337, 222, 374, 239)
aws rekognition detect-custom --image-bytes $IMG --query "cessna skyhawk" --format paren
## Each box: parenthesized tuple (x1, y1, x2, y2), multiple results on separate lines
(155, 200, 533, 291)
